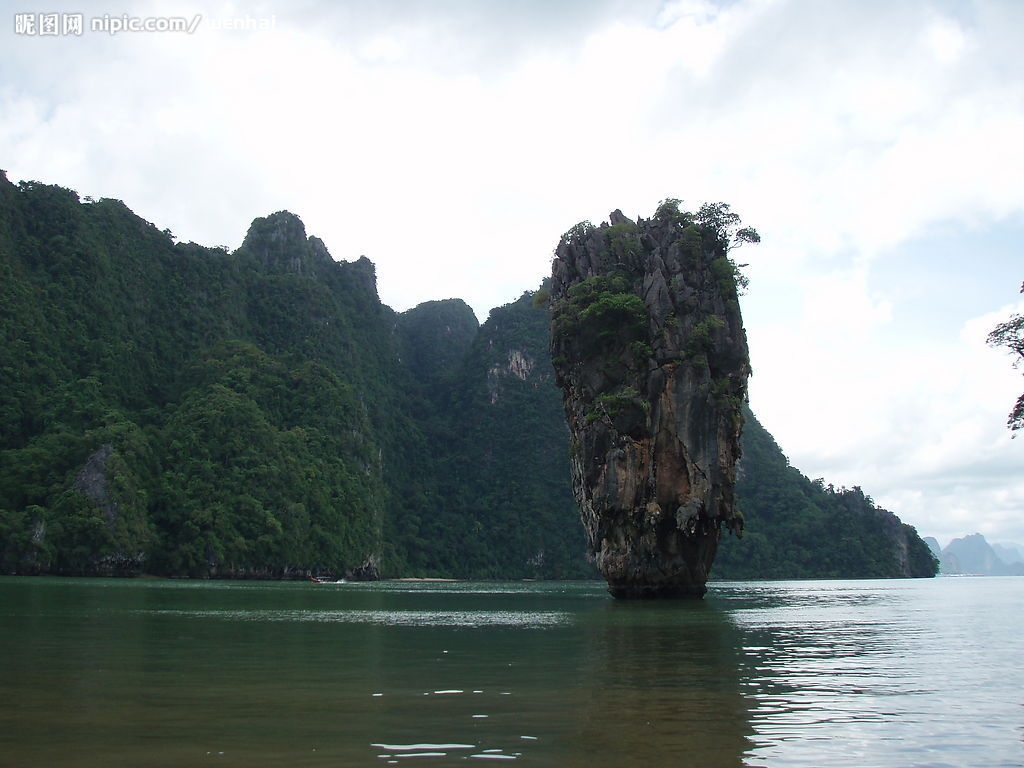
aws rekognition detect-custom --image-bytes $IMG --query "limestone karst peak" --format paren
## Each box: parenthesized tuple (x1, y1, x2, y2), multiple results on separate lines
(549, 200, 754, 598)
(241, 210, 324, 276)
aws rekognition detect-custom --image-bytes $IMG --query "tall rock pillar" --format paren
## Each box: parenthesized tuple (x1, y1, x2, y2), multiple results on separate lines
(549, 201, 754, 598)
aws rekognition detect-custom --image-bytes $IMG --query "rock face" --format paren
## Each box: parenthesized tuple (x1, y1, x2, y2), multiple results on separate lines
(240, 211, 335, 276)
(73, 444, 116, 527)
(549, 202, 753, 598)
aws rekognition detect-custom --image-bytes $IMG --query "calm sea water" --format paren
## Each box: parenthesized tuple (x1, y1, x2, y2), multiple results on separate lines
(0, 576, 1021, 767)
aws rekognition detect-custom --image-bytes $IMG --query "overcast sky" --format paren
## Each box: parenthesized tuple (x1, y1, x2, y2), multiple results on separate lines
(3, 0, 1022, 548)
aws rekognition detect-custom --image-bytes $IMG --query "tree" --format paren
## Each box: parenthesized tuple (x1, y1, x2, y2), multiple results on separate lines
(987, 281, 1024, 433)
(695, 202, 761, 251)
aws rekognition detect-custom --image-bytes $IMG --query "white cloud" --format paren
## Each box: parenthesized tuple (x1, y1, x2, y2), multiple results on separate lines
(923, 14, 968, 65)
(751, 292, 1024, 545)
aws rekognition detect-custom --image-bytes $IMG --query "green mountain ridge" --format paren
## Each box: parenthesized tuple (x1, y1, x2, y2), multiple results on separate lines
(0, 173, 937, 579)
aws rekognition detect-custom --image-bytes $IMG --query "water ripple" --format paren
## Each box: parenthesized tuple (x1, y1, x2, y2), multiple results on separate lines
(152, 607, 570, 628)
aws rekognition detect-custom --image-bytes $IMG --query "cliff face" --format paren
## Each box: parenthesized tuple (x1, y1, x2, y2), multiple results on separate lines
(549, 202, 753, 597)
(385, 291, 594, 580)
(240, 211, 335, 276)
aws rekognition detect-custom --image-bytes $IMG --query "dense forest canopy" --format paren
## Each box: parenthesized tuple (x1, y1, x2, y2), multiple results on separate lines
(0, 173, 936, 579)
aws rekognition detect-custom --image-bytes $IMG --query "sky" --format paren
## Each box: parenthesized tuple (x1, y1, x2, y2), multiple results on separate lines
(2, 0, 1022, 548)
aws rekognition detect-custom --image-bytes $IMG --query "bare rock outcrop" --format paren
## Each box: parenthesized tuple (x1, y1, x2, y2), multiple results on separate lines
(549, 201, 756, 598)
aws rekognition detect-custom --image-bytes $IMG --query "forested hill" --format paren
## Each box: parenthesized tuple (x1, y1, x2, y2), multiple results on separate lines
(0, 174, 937, 579)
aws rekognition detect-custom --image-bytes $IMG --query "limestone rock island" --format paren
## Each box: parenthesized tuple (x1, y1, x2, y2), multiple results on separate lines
(549, 200, 756, 598)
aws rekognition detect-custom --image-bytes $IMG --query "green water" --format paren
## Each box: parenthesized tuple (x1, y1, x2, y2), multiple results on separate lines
(0, 577, 1021, 767)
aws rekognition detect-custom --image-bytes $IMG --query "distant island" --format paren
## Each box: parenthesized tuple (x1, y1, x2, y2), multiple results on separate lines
(0, 173, 937, 580)
(926, 534, 1024, 576)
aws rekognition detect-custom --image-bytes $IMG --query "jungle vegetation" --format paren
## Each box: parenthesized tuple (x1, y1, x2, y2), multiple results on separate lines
(0, 174, 936, 579)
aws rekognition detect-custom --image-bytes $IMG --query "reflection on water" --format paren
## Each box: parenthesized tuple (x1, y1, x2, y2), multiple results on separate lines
(565, 600, 751, 767)
(0, 577, 1021, 767)
(722, 578, 1024, 768)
